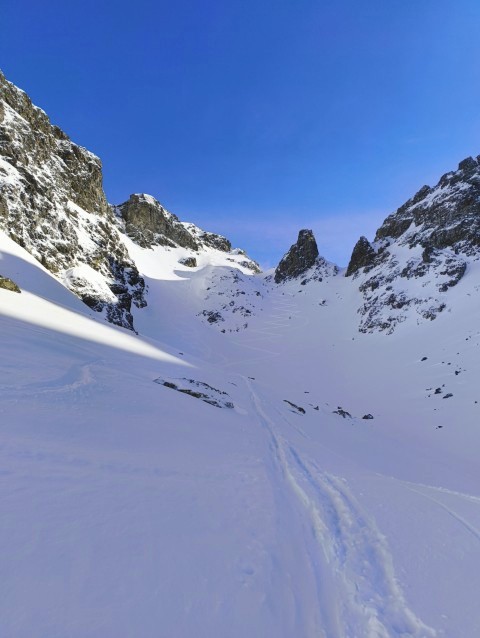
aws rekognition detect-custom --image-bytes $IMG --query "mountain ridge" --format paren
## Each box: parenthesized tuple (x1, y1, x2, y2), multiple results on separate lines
(2, 70, 480, 638)
(0, 70, 259, 331)
(2, 68, 480, 338)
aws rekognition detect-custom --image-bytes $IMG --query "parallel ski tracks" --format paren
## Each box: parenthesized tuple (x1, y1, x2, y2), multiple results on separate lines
(245, 377, 437, 638)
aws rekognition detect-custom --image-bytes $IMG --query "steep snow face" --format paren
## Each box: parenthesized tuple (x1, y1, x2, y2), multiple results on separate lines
(345, 156, 480, 333)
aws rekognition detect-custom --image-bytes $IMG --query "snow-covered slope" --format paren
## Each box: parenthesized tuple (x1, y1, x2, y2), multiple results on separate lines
(2, 71, 480, 637)
(2, 215, 480, 636)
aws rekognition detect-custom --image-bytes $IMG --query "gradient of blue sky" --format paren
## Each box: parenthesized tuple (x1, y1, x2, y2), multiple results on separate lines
(2, 0, 480, 267)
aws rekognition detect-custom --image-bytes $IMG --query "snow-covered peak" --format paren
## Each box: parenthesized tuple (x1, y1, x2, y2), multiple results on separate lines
(0, 72, 259, 332)
(342, 156, 480, 333)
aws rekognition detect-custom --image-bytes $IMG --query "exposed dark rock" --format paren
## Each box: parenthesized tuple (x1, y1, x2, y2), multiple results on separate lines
(375, 156, 480, 253)
(283, 400, 306, 414)
(346, 236, 376, 277)
(437, 259, 467, 292)
(349, 156, 480, 333)
(0, 70, 146, 330)
(199, 310, 224, 324)
(196, 230, 231, 252)
(117, 194, 198, 250)
(180, 222, 248, 256)
(362, 414, 374, 420)
(333, 407, 351, 418)
(238, 259, 261, 274)
(179, 256, 197, 268)
(154, 377, 234, 409)
(274, 229, 319, 283)
(225, 250, 261, 273)
(0, 275, 21, 293)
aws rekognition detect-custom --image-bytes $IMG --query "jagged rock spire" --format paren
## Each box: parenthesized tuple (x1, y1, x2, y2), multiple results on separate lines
(345, 236, 376, 277)
(274, 229, 319, 283)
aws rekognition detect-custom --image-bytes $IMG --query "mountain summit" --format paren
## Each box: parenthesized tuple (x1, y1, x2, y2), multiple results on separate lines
(0, 70, 258, 331)
(274, 229, 319, 283)
(345, 155, 480, 332)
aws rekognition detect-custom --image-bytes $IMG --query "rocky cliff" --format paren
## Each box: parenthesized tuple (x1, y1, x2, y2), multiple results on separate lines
(274, 229, 338, 286)
(0, 71, 259, 331)
(274, 229, 319, 283)
(4, 70, 479, 338)
(0, 70, 146, 330)
(346, 156, 480, 332)
(114, 192, 261, 273)
(116, 194, 198, 250)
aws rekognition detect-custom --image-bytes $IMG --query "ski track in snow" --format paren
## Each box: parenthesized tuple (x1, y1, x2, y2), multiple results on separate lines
(396, 479, 480, 507)
(245, 377, 437, 638)
(401, 484, 480, 544)
(0, 360, 98, 397)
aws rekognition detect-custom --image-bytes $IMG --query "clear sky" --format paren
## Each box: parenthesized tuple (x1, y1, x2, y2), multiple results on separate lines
(2, 1, 480, 267)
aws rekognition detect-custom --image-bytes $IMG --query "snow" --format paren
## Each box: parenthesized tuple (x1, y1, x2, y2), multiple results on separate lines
(1, 226, 480, 637)
(0, 156, 23, 187)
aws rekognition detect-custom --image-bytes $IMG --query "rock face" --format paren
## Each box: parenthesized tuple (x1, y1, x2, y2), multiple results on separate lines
(346, 236, 376, 277)
(179, 256, 197, 268)
(183, 223, 232, 252)
(0, 275, 21, 293)
(0, 70, 146, 330)
(116, 194, 198, 250)
(115, 195, 262, 271)
(346, 156, 480, 333)
(274, 229, 320, 283)
(0, 71, 260, 332)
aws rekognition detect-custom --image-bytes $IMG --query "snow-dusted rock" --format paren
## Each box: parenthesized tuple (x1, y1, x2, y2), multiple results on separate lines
(116, 193, 198, 250)
(0, 71, 259, 331)
(0, 70, 146, 330)
(274, 229, 320, 283)
(346, 157, 480, 333)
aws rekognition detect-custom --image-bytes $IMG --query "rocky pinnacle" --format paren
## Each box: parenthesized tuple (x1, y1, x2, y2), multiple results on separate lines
(274, 229, 319, 283)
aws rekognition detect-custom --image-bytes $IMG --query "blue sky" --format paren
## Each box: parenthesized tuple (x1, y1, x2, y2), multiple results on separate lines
(2, 0, 480, 267)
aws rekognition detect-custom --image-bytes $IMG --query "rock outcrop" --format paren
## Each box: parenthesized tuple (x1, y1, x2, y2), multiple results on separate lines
(179, 256, 197, 268)
(345, 236, 376, 277)
(0, 70, 146, 330)
(182, 223, 232, 252)
(346, 156, 480, 333)
(0, 275, 21, 293)
(116, 194, 198, 250)
(0, 71, 260, 331)
(274, 229, 319, 283)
